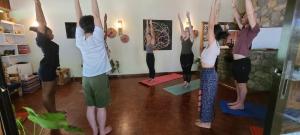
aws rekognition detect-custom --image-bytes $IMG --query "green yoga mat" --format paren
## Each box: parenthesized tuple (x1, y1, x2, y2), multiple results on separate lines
(164, 79, 200, 95)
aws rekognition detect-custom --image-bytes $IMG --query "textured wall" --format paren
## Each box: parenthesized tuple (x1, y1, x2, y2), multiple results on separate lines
(218, 49, 278, 91)
(238, 0, 288, 27)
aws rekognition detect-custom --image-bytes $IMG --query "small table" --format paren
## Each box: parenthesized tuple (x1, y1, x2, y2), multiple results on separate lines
(56, 68, 71, 85)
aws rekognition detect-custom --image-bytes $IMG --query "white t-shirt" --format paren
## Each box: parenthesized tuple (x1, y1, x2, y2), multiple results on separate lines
(75, 26, 111, 77)
(200, 40, 220, 67)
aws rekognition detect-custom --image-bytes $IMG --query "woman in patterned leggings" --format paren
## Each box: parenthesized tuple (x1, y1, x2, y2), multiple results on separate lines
(195, 0, 228, 129)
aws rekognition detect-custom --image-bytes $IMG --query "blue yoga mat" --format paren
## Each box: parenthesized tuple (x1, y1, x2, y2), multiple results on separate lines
(283, 108, 300, 123)
(164, 79, 200, 96)
(220, 100, 267, 120)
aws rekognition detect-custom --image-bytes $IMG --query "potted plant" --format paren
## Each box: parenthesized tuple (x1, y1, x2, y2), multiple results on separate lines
(110, 59, 120, 73)
(16, 107, 83, 135)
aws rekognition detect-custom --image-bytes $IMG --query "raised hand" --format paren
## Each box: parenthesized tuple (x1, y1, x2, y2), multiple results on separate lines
(232, 0, 237, 8)
(104, 14, 107, 22)
(186, 11, 190, 18)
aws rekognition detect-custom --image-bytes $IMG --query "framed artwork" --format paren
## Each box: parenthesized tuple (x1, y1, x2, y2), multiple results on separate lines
(200, 22, 239, 49)
(143, 19, 172, 50)
(0, 0, 10, 10)
(65, 22, 76, 39)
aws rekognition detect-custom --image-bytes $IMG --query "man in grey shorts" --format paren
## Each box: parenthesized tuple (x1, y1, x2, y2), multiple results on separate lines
(74, 0, 112, 134)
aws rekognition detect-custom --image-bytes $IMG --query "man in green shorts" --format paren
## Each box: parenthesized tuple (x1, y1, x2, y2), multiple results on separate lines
(74, 0, 112, 134)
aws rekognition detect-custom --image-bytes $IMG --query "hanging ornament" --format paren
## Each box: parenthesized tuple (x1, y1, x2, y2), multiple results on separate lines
(107, 27, 117, 38)
(120, 34, 129, 43)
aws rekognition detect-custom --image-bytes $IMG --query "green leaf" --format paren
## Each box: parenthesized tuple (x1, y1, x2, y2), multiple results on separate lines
(40, 113, 66, 121)
(23, 107, 83, 134)
(23, 107, 38, 117)
(27, 115, 68, 129)
(64, 125, 84, 134)
(16, 119, 26, 135)
(16, 119, 22, 129)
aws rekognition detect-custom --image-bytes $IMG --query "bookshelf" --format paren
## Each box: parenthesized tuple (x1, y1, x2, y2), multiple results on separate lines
(0, 20, 32, 96)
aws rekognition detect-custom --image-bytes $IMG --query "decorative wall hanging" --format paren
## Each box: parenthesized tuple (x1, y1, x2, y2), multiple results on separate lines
(120, 34, 129, 43)
(143, 19, 172, 50)
(107, 27, 117, 38)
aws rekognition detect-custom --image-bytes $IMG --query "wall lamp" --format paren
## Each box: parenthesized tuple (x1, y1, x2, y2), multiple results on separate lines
(116, 20, 123, 35)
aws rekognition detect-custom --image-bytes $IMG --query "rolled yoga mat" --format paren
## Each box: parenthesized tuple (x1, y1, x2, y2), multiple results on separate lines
(164, 79, 200, 95)
(139, 73, 182, 87)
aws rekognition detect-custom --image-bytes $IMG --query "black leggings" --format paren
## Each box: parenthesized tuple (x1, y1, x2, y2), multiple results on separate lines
(180, 53, 194, 83)
(146, 53, 155, 79)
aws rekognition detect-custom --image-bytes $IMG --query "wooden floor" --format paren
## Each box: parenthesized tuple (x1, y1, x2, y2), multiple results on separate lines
(12, 76, 270, 135)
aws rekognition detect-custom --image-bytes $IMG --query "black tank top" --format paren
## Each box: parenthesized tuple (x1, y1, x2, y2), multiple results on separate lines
(181, 38, 193, 54)
(36, 32, 60, 69)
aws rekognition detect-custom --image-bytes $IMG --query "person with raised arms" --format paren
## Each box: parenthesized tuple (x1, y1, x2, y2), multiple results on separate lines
(74, 0, 112, 134)
(228, 0, 260, 110)
(196, 0, 229, 129)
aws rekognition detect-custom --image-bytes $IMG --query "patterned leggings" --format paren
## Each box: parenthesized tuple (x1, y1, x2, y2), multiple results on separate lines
(199, 68, 218, 123)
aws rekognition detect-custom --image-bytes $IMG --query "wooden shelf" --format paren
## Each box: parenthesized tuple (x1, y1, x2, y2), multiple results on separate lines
(1, 54, 29, 58)
(0, 20, 24, 27)
(0, 33, 25, 36)
(0, 43, 28, 46)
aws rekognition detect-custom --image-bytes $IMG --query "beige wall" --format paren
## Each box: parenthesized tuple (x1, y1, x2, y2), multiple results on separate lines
(9, 0, 234, 77)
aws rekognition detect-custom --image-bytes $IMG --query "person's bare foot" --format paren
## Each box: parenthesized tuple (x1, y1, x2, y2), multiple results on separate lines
(229, 103, 245, 110)
(184, 83, 190, 88)
(227, 101, 239, 106)
(195, 121, 211, 129)
(182, 81, 187, 87)
(105, 126, 112, 134)
(150, 79, 155, 83)
(148, 78, 155, 82)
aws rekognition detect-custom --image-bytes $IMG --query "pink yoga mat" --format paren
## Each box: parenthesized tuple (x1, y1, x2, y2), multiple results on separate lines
(139, 73, 182, 87)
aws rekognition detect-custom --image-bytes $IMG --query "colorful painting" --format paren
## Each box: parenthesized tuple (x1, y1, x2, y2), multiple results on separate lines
(143, 20, 172, 50)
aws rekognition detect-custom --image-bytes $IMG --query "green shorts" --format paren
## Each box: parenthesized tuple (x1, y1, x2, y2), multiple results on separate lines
(82, 74, 111, 108)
